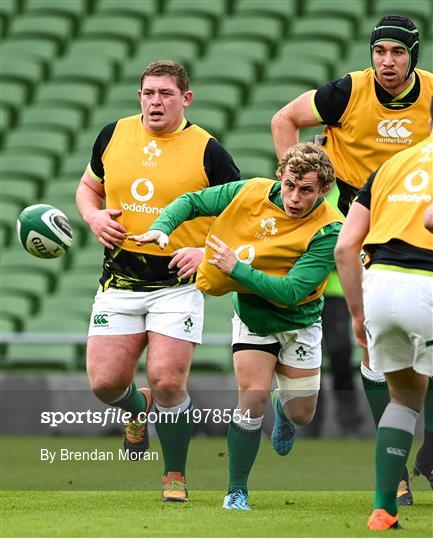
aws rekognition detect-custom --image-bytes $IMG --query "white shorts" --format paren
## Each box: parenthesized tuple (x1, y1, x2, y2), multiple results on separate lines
(231, 314, 322, 369)
(363, 268, 433, 377)
(88, 284, 204, 343)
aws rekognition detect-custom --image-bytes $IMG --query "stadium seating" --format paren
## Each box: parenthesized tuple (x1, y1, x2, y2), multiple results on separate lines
(89, 106, 138, 129)
(78, 15, 145, 55)
(0, 0, 19, 36)
(338, 41, 370, 77)
(34, 82, 100, 116)
(164, 0, 227, 25)
(192, 56, 258, 98)
(95, 0, 159, 20)
(418, 42, 433, 71)
(1, 152, 55, 185)
(0, 56, 46, 95)
(50, 57, 115, 93)
(291, 16, 353, 53)
(248, 82, 311, 110)
(1, 38, 58, 68)
(127, 40, 200, 75)
(17, 106, 85, 147)
(24, 0, 88, 25)
(7, 15, 74, 53)
(234, 154, 277, 180)
(225, 130, 276, 160)
(302, 0, 367, 28)
(234, 0, 297, 26)
(186, 82, 243, 116)
(217, 15, 284, 55)
(187, 104, 229, 140)
(205, 39, 269, 69)
(64, 39, 130, 67)
(265, 57, 330, 87)
(277, 40, 341, 76)
(148, 15, 214, 54)
(372, 0, 433, 36)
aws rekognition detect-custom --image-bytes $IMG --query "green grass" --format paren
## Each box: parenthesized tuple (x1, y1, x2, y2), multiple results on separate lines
(1, 436, 432, 537)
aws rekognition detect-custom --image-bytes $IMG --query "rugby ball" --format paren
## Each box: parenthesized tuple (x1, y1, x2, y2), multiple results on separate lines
(16, 204, 73, 259)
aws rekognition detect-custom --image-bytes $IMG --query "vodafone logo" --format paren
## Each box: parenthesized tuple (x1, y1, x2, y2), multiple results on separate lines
(404, 170, 430, 193)
(121, 178, 164, 214)
(131, 178, 154, 202)
(376, 119, 412, 144)
(234, 244, 255, 265)
(388, 169, 432, 204)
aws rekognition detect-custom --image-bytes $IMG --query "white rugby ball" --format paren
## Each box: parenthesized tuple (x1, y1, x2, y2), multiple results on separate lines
(16, 204, 73, 259)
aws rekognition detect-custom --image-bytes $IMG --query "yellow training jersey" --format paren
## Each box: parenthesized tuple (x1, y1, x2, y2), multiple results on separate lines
(323, 68, 433, 189)
(363, 134, 433, 258)
(98, 114, 214, 255)
(196, 178, 342, 304)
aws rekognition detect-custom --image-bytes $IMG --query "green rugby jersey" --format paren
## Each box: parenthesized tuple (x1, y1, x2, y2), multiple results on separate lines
(150, 180, 341, 335)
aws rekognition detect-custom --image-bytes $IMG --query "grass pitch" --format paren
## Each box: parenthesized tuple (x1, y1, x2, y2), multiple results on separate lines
(1, 436, 432, 537)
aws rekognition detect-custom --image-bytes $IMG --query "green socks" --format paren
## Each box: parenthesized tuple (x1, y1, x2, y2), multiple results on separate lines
(227, 421, 262, 492)
(109, 381, 148, 416)
(155, 397, 193, 475)
(374, 403, 418, 516)
(361, 366, 389, 428)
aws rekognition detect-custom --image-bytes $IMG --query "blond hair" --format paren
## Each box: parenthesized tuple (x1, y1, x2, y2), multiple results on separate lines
(277, 143, 335, 188)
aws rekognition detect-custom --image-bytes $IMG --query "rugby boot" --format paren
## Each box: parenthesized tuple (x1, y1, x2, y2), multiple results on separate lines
(413, 447, 433, 489)
(123, 387, 153, 460)
(271, 389, 297, 456)
(162, 471, 188, 502)
(397, 467, 413, 506)
(223, 489, 251, 510)
(367, 509, 400, 530)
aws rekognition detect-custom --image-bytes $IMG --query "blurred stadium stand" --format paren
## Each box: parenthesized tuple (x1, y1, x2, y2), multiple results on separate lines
(1, 0, 432, 371)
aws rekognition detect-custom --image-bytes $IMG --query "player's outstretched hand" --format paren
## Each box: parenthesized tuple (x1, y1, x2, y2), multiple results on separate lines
(128, 230, 169, 249)
(206, 235, 237, 274)
(88, 208, 126, 249)
(169, 247, 204, 278)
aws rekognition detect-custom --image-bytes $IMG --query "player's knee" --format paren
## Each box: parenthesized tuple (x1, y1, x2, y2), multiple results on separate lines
(150, 375, 183, 396)
(90, 378, 130, 402)
(289, 405, 316, 426)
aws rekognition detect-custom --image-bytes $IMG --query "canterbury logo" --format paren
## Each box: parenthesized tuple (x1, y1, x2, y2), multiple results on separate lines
(386, 446, 407, 457)
(377, 119, 412, 138)
(93, 314, 109, 326)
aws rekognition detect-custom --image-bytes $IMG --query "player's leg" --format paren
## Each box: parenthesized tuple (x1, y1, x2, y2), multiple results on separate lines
(271, 322, 322, 455)
(224, 347, 277, 510)
(364, 269, 432, 528)
(145, 284, 203, 502)
(147, 332, 194, 502)
(414, 376, 433, 488)
(368, 368, 428, 530)
(87, 289, 152, 458)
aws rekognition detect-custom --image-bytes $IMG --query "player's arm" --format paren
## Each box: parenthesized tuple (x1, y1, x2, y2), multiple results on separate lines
(76, 122, 126, 249)
(128, 181, 248, 246)
(209, 222, 341, 305)
(334, 202, 371, 348)
(271, 90, 321, 159)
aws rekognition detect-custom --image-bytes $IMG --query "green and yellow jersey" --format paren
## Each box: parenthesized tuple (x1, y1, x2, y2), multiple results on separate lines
(149, 180, 342, 335)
